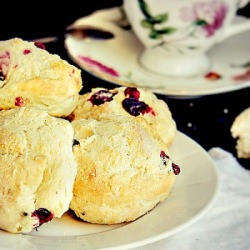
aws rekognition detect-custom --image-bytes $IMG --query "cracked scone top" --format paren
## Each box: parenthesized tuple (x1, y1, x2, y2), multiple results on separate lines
(71, 116, 180, 224)
(0, 107, 77, 233)
(0, 38, 82, 117)
(70, 86, 177, 146)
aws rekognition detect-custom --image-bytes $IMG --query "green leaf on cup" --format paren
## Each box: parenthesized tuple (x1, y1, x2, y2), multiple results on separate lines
(138, 0, 152, 19)
(240, 61, 250, 68)
(187, 46, 199, 50)
(146, 13, 168, 25)
(138, 0, 168, 24)
(141, 13, 168, 28)
(150, 14, 168, 23)
(194, 19, 208, 26)
(157, 27, 177, 35)
(141, 20, 154, 29)
(138, 0, 176, 40)
(149, 30, 162, 39)
(149, 27, 177, 39)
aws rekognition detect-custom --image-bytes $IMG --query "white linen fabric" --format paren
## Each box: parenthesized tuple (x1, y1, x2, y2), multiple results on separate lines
(137, 147, 250, 250)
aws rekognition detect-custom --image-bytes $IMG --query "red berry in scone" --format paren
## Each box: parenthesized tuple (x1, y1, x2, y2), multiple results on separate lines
(0, 38, 82, 117)
(70, 86, 176, 146)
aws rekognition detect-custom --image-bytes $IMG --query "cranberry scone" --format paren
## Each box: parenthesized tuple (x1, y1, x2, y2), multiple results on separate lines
(0, 107, 77, 233)
(70, 116, 180, 224)
(231, 107, 250, 158)
(69, 86, 176, 146)
(0, 38, 82, 117)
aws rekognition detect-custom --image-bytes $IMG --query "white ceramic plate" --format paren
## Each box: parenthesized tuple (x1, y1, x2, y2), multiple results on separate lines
(65, 7, 250, 98)
(0, 131, 219, 250)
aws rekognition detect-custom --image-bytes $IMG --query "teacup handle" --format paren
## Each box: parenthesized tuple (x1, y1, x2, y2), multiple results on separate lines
(219, 0, 250, 42)
(221, 16, 250, 42)
(237, 0, 250, 8)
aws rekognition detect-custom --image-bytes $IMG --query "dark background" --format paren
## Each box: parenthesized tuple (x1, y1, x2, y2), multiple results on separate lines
(0, 0, 249, 40)
(0, 1, 123, 40)
(0, 1, 249, 169)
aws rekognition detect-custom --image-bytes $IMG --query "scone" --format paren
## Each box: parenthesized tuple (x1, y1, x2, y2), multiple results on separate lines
(70, 116, 180, 224)
(70, 86, 176, 146)
(0, 38, 82, 117)
(0, 107, 77, 233)
(231, 107, 250, 158)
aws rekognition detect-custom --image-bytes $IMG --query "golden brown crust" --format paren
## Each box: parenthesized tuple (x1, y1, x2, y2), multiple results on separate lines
(70, 116, 176, 224)
(0, 107, 77, 233)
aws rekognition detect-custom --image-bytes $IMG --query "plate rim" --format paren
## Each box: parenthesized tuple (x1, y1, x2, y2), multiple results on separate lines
(0, 131, 219, 250)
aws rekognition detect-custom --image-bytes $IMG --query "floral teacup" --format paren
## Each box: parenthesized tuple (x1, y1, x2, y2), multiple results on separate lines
(123, 0, 250, 77)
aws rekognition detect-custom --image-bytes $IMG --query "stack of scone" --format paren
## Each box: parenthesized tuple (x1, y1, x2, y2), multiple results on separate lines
(69, 86, 180, 224)
(0, 38, 81, 233)
(0, 38, 180, 234)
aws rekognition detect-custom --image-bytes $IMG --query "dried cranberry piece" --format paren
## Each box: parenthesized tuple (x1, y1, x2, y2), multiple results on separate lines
(34, 41, 46, 50)
(124, 87, 140, 99)
(205, 71, 221, 81)
(160, 150, 181, 175)
(122, 98, 152, 116)
(23, 49, 31, 55)
(32, 208, 53, 228)
(160, 150, 170, 166)
(65, 113, 75, 122)
(88, 89, 117, 105)
(15, 96, 25, 107)
(172, 163, 181, 175)
(160, 151, 167, 158)
(144, 105, 155, 116)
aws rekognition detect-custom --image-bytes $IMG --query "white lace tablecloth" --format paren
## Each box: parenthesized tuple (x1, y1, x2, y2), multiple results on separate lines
(136, 147, 250, 250)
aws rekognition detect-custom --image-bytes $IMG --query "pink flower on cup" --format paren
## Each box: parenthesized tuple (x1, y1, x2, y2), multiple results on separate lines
(180, 0, 228, 37)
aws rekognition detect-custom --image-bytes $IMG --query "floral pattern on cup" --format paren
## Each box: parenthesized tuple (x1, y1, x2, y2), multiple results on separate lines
(179, 0, 228, 37)
(138, 0, 228, 49)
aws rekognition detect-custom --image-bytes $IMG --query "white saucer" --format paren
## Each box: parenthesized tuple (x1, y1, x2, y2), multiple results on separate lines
(0, 132, 219, 249)
(65, 7, 250, 98)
